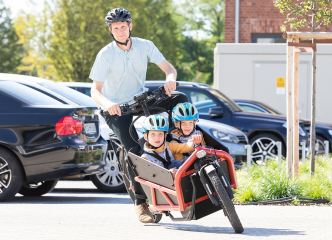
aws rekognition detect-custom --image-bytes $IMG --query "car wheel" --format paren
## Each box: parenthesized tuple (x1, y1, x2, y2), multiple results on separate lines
(249, 133, 285, 165)
(90, 147, 126, 193)
(316, 135, 327, 155)
(0, 148, 23, 202)
(18, 179, 59, 196)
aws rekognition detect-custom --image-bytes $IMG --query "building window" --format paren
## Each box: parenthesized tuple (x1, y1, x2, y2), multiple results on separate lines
(251, 33, 286, 43)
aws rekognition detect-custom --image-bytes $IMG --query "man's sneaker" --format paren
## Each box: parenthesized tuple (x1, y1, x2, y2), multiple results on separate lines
(135, 202, 153, 223)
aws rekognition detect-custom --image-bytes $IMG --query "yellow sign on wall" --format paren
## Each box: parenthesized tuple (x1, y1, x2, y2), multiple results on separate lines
(277, 77, 285, 88)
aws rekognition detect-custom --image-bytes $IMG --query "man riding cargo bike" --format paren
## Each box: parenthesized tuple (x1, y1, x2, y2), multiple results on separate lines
(90, 8, 188, 223)
(90, 8, 244, 233)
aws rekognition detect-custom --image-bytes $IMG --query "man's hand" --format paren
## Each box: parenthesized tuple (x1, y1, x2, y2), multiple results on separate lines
(105, 102, 121, 116)
(164, 80, 176, 97)
(188, 134, 202, 145)
(169, 168, 178, 178)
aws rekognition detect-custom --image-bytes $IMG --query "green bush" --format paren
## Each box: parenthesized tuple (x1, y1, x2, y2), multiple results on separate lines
(234, 155, 332, 203)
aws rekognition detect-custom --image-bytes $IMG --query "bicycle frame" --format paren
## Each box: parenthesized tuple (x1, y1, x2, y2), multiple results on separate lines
(133, 146, 238, 213)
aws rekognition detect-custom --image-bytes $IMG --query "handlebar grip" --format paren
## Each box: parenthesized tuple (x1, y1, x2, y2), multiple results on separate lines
(120, 104, 129, 114)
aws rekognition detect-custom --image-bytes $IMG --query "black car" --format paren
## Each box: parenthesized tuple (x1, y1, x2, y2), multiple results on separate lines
(234, 99, 332, 154)
(0, 80, 107, 201)
(145, 81, 309, 164)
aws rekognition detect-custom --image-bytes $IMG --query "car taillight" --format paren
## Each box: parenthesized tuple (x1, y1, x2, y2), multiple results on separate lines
(55, 116, 83, 136)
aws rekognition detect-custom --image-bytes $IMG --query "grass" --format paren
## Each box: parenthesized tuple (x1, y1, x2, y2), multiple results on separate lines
(233, 154, 332, 203)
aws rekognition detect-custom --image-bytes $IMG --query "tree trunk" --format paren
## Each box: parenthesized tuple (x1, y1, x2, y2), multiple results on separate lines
(310, 1, 317, 175)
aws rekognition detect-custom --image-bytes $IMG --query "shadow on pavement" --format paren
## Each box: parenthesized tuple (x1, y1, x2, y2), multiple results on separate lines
(2, 194, 132, 204)
(52, 189, 128, 195)
(52, 188, 102, 193)
(157, 223, 304, 236)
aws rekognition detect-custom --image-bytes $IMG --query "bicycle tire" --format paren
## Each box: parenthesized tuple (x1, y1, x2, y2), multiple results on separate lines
(118, 146, 136, 203)
(152, 213, 162, 223)
(207, 170, 244, 233)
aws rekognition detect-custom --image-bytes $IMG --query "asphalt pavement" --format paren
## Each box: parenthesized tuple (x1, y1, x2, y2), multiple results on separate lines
(1, 180, 330, 240)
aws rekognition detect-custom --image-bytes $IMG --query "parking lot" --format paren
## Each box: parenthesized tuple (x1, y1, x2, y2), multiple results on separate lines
(0, 180, 330, 240)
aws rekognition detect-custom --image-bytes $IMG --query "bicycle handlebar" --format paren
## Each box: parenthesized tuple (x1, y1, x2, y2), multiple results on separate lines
(102, 83, 179, 117)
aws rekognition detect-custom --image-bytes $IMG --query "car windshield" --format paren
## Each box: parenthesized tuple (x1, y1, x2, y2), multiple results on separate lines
(0, 82, 64, 106)
(39, 82, 99, 107)
(209, 89, 242, 112)
(257, 102, 282, 115)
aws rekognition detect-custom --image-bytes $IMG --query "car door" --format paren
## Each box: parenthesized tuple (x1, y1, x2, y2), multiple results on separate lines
(178, 87, 233, 126)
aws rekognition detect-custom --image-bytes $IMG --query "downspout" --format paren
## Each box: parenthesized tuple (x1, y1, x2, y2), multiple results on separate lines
(235, 0, 240, 43)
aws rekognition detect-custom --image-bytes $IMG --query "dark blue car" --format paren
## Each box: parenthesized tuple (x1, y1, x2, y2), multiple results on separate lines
(234, 99, 332, 154)
(145, 81, 309, 164)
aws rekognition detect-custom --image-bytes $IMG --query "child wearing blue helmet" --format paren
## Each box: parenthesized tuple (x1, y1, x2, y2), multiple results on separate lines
(171, 103, 207, 161)
(141, 114, 202, 177)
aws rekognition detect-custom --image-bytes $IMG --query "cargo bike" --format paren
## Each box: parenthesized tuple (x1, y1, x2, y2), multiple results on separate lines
(105, 85, 244, 233)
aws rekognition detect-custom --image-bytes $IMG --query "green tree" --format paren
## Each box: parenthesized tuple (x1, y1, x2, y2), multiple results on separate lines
(46, 0, 181, 82)
(179, 0, 225, 43)
(14, 4, 55, 78)
(0, 0, 24, 73)
(273, 0, 332, 175)
(177, 37, 214, 84)
(175, 0, 225, 84)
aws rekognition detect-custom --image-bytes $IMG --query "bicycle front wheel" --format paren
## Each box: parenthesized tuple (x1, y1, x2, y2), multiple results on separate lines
(207, 170, 244, 233)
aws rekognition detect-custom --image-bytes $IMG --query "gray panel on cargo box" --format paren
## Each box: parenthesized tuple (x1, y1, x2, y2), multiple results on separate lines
(128, 152, 175, 190)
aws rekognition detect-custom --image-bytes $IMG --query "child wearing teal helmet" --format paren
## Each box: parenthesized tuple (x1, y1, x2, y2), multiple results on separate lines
(171, 103, 207, 161)
(141, 114, 202, 176)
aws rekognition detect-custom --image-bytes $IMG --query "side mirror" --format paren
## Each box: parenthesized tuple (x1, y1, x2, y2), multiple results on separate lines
(209, 107, 224, 117)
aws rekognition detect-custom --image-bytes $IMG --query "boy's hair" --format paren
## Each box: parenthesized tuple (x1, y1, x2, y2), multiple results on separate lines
(172, 103, 199, 123)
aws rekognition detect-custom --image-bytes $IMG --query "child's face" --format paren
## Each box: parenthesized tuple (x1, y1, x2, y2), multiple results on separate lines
(144, 130, 166, 147)
(174, 120, 196, 135)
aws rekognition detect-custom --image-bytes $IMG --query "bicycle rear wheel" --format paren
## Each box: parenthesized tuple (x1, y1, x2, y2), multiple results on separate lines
(114, 141, 136, 203)
(207, 170, 244, 233)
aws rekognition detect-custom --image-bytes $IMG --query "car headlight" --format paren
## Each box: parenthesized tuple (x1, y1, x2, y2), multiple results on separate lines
(328, 130, 332, 136)
(210, 129, 239, 143)
(282, 123, 306, 137)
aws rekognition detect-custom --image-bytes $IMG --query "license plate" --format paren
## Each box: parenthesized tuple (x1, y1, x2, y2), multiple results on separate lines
(84, 123, 97, 134)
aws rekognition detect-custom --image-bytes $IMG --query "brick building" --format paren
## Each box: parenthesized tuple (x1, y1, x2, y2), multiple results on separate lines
(225, 0, 332, 43)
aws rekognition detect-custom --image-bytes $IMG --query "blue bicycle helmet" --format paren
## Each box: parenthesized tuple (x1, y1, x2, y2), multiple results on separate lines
(172, 103, 199, 122)
(142, 115, 169, 134)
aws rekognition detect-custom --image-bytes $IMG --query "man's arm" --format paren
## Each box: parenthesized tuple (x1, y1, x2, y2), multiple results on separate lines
(91, 80, 121, 116)
(158, 60, 177, 97)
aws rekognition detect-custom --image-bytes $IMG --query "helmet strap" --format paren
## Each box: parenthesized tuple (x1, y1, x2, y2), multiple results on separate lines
(110, 30, 131, 46)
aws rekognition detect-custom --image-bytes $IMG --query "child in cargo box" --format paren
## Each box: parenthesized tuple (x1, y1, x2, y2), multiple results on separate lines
(170, 103, 206, 161)
(140, 114, 202, 177)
